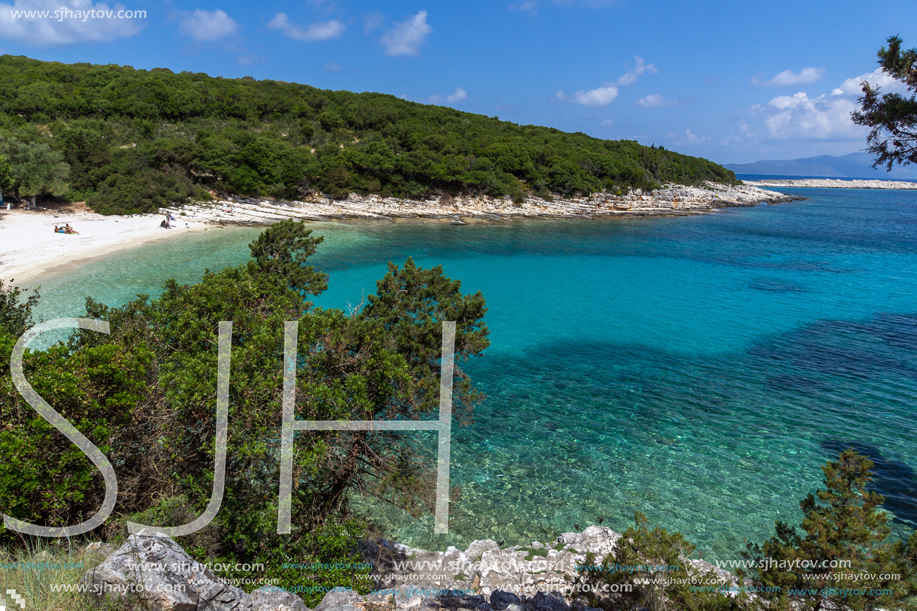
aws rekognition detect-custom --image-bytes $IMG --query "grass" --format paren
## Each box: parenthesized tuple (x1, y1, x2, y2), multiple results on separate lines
(519, 547, 549, 562)
(0, 538, 120, 611)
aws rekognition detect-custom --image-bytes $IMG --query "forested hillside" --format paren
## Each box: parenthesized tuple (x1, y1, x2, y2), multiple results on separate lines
(0, 55, 736, 214)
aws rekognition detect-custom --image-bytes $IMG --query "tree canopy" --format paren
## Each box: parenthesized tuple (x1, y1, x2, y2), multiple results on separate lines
(852, 36, 917, 170)
(0, 55, 737, 214)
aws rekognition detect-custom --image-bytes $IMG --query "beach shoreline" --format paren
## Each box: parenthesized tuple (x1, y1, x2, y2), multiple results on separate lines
(0, 207, 214, 285)
(1, 181, 798, 287)
(743, 177, 917, 189)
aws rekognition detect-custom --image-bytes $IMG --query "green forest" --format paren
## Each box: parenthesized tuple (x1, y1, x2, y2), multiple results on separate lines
(0, 55, 736, 215)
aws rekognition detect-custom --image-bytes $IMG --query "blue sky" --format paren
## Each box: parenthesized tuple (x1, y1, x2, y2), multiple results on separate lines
(0, 0, 914, 164)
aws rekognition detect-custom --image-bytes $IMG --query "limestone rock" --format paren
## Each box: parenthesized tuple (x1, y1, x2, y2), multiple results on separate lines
(251, 586, 312, 611)
(81, 529, 251, 611)
(314, 587, 365, 611)
(489, 590, 521, 610)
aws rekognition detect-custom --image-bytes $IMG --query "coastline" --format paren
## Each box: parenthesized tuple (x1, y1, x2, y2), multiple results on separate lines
(0, 181, 797, 287)
(743, 177, 917, 190)
(0, 207, 213, 285)
(161, 181, 800, 226)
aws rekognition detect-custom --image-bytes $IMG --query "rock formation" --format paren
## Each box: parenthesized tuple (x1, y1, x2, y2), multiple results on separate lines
(159, 182, 801, 227)
(82, 526, 736, 611)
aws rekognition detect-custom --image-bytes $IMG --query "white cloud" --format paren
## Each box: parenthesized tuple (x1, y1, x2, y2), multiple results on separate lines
(754, 67, 825, 87)
(616, 56, 656, 86)
(509, 1, 538, 15)
(427, 87, 468, 105)
(568, 84, 619, 106)
(323, 61, 342, 72)
(381, 10, 431, 56)
(636, 93, 679, 108)
(446, 87, 468, 103)
(267, 13, 344, 42)
(556, 56, 654, 107)
(665, 128, 710, 147)
(236, 54, 261, 66)
(0, 0, 145, 45)
(738, 68, 913, 147)
(763, 91, 863, 139)
(600, 119, 614, 126)
(363, 11, 385, 33)
(180, 9, 238, 42)
(833, 67, 905, 96)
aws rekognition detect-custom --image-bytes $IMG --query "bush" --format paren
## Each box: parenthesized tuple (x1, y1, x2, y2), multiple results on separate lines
(576, 512, 752, 611)
(747, 449, 917, 611)
(0, 221, 488, 602)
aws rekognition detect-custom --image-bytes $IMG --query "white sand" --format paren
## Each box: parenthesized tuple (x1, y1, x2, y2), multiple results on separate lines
(0, 207, 212, 285)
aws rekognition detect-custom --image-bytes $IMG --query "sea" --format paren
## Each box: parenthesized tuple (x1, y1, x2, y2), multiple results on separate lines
(23, 186, 917, 561)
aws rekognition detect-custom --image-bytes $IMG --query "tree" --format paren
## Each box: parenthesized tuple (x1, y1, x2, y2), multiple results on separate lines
(0, 279, 39, 339)
(359, 257, 489, 420)
(748, 449, 917, 611)
(576, 512, 754, 611)
(0, 137, 70, 209)
(0, 154, 12, 209)
(852, 36, 917, 170)
(246, 219, 328, 296)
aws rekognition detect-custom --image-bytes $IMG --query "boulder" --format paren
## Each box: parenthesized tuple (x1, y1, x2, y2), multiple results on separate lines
(528, 592, 569, 611)
(314, 587, 365, 611)
(488, 590, 521, 610)
(81, 528, 314, 611)
(251, 586, 312, 611)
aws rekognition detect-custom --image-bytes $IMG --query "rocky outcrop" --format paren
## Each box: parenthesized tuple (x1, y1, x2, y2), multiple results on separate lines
(159, 182, 801, 227)
(81, 529, 305, 611)
(82, 526, 736, 611)
(358, 525, 734, 603)
(744, 178, 917, 190)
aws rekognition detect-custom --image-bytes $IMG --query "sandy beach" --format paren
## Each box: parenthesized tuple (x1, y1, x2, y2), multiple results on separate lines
(0, 205, 212, 285)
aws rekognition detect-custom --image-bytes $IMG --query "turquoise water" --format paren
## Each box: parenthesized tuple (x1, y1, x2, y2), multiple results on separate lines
(25, 189, 917, 559)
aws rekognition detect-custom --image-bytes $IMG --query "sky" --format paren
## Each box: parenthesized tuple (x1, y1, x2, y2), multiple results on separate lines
(0, 0, 915, 165)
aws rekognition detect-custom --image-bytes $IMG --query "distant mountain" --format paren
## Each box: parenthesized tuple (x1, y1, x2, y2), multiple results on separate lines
(725, 153, 917, 180)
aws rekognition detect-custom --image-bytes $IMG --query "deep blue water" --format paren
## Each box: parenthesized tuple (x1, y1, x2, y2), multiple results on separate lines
(25, 188, 917, 559)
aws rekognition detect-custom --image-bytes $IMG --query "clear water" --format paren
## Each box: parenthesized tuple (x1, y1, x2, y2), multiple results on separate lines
(24, 188, 917, 560)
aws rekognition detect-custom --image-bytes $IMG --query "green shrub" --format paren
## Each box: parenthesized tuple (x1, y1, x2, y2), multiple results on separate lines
(576, 512, 752, 611)
(747, 449, 917, 611)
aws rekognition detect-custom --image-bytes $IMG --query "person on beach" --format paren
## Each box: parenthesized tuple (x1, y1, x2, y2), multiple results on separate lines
(64, 223, 78, 234)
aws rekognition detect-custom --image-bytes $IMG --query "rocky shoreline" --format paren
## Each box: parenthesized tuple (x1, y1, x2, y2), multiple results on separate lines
(743, 178, 917, 190)
(159, 182, 801, 227)
(82, 526, 738, 611)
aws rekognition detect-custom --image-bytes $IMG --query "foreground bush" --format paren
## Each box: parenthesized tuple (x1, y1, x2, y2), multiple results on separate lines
(0, 219, 488, 598)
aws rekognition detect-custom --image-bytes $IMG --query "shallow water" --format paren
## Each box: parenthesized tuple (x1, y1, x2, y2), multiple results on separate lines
(26, 188, 917, 559)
